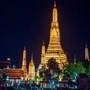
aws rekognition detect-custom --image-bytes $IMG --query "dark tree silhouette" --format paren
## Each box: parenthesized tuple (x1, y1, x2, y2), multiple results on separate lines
(47, 58, 61, 76)
(39, 58, 61, 80)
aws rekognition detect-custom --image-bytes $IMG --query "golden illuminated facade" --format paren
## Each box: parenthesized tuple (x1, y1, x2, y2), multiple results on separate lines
(22, 47, 27, 78)
(41, 2, 68, 69)
(28, 54, 35, 80)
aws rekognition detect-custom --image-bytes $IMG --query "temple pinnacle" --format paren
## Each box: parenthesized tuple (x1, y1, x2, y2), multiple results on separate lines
(54, 2, 56, 7)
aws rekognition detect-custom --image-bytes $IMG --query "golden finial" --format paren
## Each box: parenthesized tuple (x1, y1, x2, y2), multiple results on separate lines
(31, 53, 33, 63)
(43, 41, 44, 44)
(54, 2, 56, 7)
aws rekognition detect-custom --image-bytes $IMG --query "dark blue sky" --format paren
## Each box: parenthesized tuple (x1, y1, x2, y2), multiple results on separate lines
(0, 0, 90, 68)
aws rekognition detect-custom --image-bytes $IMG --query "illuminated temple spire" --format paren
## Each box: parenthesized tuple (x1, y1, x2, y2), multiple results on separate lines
(47, 2, 63, 53)
(40, 2, 68, 69)
(29, 54, 35, 80)
(48, 2, 60, 49)
(30, 54, 34, 64)
(22, 46, 27, 78)
(85, 44, 89, 61)
(52, 2, 57, 23)
(41, 41, 45, 64)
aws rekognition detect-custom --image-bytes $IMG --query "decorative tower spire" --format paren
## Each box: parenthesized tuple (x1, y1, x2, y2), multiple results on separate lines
(74, 55, 76, 64)
(54, 2, 56, 7)
(85, 44, 89, 61)
(48, 2, 62, 52)
(22, 46, 27, 78)
(41, 2, 68, 69)
(52, 2, 58, 23)
(29, 53, 35, 80)
(41, 41, 45, 64)
(31, 53, 34, 64)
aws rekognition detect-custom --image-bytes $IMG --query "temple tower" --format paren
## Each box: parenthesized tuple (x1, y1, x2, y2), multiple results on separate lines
(85, 44, 89, 61)
(41, 42, 45, 65)
(29, 54, 35, 80)
(41, 2, 68, 69)
(22, 47, 27, 78)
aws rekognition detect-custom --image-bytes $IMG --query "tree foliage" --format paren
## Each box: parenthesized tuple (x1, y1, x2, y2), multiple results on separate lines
(64, 61, 86, 79)
(87, 64, 90, 77)
(39, 58, 61, 80)
(75, 61, 86, 73)
(47, 58, 61, 74)
(39, 65, 47, 78)
(64, 63, 76, 79)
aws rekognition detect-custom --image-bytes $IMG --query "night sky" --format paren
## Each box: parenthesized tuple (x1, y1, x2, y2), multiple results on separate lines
(0, 0, 90, 68)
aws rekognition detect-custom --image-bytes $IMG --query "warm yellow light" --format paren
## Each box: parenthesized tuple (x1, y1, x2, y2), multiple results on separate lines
(40, 2, 68, 69)
(7, 58, 10, 60)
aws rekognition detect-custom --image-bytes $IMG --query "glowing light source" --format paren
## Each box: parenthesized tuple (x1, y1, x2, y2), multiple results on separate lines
(7, 58, 10, 60)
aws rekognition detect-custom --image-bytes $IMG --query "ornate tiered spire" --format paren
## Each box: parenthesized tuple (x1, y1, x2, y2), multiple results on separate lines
(29, 53, 35, 80)
(22, 46, 27, 78)
(40, 2, 68, 69)
(85, 44, 89, 60)
(41, 41, 45, 64)
(30, 53, 34, 65)
(52, 2, 58, 23)
(48, 2, 62, 52)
